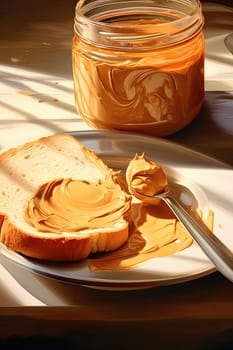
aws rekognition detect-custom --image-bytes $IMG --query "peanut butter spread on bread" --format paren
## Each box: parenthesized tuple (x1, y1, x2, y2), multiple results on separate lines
(25, 178, 131, 233)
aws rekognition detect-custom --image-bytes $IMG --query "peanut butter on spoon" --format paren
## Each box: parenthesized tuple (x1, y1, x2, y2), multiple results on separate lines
(126, 153, 168, 198)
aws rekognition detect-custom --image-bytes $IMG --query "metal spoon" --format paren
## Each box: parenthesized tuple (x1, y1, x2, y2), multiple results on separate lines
(130, 186, 233, 282)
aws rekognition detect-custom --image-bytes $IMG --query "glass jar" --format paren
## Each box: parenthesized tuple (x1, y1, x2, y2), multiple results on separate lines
(72, 0, 205, 137)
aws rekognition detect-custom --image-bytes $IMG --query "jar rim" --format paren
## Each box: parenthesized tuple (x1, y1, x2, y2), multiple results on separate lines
(74, 0, 204, 50)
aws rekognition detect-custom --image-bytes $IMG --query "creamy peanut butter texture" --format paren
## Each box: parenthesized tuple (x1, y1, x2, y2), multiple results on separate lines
(89, 202, 213, 271)
(72, 18, 204, 136)
(126, 154, 168, 196)
(25, 178, 131, 233)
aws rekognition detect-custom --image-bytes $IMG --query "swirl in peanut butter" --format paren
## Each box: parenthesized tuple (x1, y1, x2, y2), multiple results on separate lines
(126, 153, 168, 196)
(25, 178, 131, 233)
(72, 18, 204, 136)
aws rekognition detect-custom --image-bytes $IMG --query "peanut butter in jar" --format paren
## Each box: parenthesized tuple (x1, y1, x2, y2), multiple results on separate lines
(72, 0, 205, 137)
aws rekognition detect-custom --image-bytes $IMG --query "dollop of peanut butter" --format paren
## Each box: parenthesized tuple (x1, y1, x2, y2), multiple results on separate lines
(25, 178, 131, 233)
(126, 153, 168, 196)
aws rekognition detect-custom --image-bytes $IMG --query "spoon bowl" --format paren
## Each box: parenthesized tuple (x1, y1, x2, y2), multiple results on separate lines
(130, 185, 233, 282)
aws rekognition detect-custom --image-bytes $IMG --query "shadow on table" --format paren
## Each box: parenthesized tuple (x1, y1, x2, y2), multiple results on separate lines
(168, 91, 233, 166)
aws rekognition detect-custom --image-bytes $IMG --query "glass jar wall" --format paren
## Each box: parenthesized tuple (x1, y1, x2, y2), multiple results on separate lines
(72, 0, 205, 137)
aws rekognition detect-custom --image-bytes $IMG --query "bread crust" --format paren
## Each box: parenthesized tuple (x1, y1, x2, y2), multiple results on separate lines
(0, 214, 129, 261)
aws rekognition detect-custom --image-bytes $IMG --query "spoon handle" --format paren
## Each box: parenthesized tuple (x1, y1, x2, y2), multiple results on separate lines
(162, 195, 233, 282)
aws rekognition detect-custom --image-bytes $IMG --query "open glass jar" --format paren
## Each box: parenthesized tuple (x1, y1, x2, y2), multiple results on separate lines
(72, 0, 205, 137)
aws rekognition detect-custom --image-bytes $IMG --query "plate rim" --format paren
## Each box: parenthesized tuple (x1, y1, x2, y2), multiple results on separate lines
(69, 130, 233, 169)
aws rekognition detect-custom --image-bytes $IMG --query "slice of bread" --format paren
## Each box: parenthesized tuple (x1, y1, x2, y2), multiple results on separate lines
(0, 134, 130, 261)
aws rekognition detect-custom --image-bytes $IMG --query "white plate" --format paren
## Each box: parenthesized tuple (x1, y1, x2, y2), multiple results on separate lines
(0, 130, 232, 290)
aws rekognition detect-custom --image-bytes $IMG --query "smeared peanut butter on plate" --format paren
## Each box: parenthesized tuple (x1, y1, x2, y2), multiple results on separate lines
(89, 201, 214, 271)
